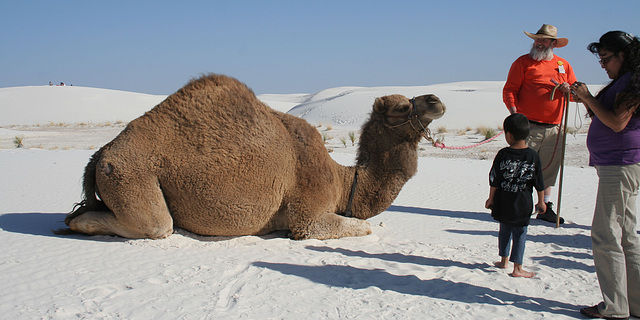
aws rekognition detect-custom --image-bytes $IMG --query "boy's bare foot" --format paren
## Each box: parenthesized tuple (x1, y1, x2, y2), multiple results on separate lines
(512, 270, 535, 278)
(512, 264, 535, 278)
(494, 257, 509, 269)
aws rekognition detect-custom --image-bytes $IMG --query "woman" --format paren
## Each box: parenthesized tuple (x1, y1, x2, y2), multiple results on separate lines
(571, 31, 640, 319)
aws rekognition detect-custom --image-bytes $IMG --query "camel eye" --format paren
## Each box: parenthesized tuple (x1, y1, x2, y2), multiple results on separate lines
(396, 105, 410, 114)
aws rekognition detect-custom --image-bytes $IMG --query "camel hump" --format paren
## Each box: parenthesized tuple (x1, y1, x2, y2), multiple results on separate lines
(181, 74, 256, 97)
(143, 73, 270, 131)
(175, 73, 263, 109)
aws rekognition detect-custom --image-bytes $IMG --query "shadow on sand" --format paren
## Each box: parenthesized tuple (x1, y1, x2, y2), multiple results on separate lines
(0, 212, 69, 238)
(387, 205, 494, 223)
(388, 204, 592, 231)
(306, 245, 491, 269)
(253, 259, 581, 317)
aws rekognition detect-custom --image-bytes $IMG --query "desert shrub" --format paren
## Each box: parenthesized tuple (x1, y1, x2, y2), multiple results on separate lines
(477, 126, 498, 140)
(348, 132, 357, 146)
(46, 121, 68, 127)
(13, 136, 24, 148)
(322, 133, 333, 144)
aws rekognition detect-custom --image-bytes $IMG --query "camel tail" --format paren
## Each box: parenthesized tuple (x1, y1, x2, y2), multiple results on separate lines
(64, 148, 110, 226)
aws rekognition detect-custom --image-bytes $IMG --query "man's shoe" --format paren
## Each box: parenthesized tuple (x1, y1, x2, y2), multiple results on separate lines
(536, 202, 565, 224)
(580, 304, 629, 319)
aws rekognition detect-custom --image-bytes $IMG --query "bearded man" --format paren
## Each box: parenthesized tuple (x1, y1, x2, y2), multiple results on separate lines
(503, 24, 577, 224)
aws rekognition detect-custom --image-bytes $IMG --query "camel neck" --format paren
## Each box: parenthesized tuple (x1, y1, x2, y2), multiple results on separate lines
(349, 143, 419, 219)
(346, 121, 421, 219)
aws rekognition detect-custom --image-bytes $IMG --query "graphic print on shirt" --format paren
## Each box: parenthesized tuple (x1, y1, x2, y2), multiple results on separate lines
(498, 159, 536, 192)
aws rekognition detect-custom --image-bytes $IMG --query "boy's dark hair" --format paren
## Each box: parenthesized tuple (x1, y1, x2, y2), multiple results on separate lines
(503, 113, 530, 140)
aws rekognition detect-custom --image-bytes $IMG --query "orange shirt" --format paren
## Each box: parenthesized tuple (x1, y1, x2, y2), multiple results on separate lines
(503, 54, 577, 124)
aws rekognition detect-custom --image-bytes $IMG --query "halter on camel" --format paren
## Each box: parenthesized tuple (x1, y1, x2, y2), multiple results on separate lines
(384, 97, 435, 143)
(343, 98, 434, 218)
(384, 97, 505, 150)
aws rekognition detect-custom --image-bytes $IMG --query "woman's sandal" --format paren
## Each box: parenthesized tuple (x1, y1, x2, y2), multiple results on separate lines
(580, 304, 628, 320)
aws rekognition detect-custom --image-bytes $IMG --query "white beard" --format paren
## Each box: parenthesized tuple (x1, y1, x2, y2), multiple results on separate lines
(529, 44, 554, 61)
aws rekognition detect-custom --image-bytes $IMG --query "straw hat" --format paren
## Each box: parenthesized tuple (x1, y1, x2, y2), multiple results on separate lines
(524, 24, 568, 48)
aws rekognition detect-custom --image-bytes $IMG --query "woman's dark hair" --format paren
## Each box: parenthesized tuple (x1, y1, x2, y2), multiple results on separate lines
(588, 31, 640, 113)
(503, 113, 530, 141)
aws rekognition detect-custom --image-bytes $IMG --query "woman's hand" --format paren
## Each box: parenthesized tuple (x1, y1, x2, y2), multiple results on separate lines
(571, 82, 591, 101)
(574, 81, 637, 132)
(558, 81, 583, 103)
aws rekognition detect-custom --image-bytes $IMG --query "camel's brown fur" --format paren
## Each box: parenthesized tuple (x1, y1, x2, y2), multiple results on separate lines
(61, 74, 445, 240)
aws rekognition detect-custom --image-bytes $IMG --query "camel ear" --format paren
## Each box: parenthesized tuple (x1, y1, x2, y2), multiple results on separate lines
(373, 97, 387, 114)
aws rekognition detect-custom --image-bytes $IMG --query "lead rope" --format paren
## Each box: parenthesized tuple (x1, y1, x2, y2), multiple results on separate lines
(432, 130, 504, 149)
(541, 84, 569, 172)
(550, 84, 571, 228)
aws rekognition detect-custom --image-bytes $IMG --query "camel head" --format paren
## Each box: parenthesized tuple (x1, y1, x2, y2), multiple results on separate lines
(357, 93, 446, 167)
(372, 94, 446, 139)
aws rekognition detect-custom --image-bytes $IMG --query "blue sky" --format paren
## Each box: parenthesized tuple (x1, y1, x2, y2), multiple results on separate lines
(1, 1, 639, 95)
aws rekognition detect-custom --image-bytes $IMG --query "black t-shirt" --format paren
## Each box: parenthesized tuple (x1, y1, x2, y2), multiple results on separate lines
(489, 147, 545, 226)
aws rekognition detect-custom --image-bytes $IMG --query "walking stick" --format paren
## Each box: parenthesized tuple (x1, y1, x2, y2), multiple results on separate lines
(550, 80, 571, 228)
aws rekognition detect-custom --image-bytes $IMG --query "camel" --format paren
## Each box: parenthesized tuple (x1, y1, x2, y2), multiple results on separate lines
(61, 74, 445, 240)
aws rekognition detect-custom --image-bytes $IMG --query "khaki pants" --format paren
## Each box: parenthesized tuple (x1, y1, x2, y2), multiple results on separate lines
(527, 123, 561, 188)
(592, 164, 640, 318)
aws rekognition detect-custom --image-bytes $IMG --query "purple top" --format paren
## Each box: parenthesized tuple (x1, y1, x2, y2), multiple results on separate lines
(587, 72, 640, 166)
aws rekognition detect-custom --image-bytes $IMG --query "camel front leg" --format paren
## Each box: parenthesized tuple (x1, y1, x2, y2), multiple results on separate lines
(289, 212, 372, 240)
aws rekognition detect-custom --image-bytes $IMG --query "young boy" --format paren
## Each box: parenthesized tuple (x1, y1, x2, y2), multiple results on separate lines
(485, 113, 546, 278)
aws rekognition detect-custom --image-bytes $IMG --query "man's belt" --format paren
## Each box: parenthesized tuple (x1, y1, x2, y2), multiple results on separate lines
(528, 120, 558, 128)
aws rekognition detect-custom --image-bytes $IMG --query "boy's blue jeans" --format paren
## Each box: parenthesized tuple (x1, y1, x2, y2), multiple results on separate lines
(498, 223, 528, 265)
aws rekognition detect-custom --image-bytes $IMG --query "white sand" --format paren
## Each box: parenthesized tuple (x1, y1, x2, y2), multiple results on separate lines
(1, 81, 636, 319)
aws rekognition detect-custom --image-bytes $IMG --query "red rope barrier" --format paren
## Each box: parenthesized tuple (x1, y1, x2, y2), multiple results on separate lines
(432, 130, 504, 150)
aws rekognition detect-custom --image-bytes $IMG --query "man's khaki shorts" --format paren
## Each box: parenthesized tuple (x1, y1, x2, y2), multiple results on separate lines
(527, 122, 562, 188)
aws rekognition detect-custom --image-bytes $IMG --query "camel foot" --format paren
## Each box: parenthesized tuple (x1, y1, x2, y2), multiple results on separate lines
(52, 228, 81, 235)
(68, 210, 172, 239)
(291, 214, 372, 240)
